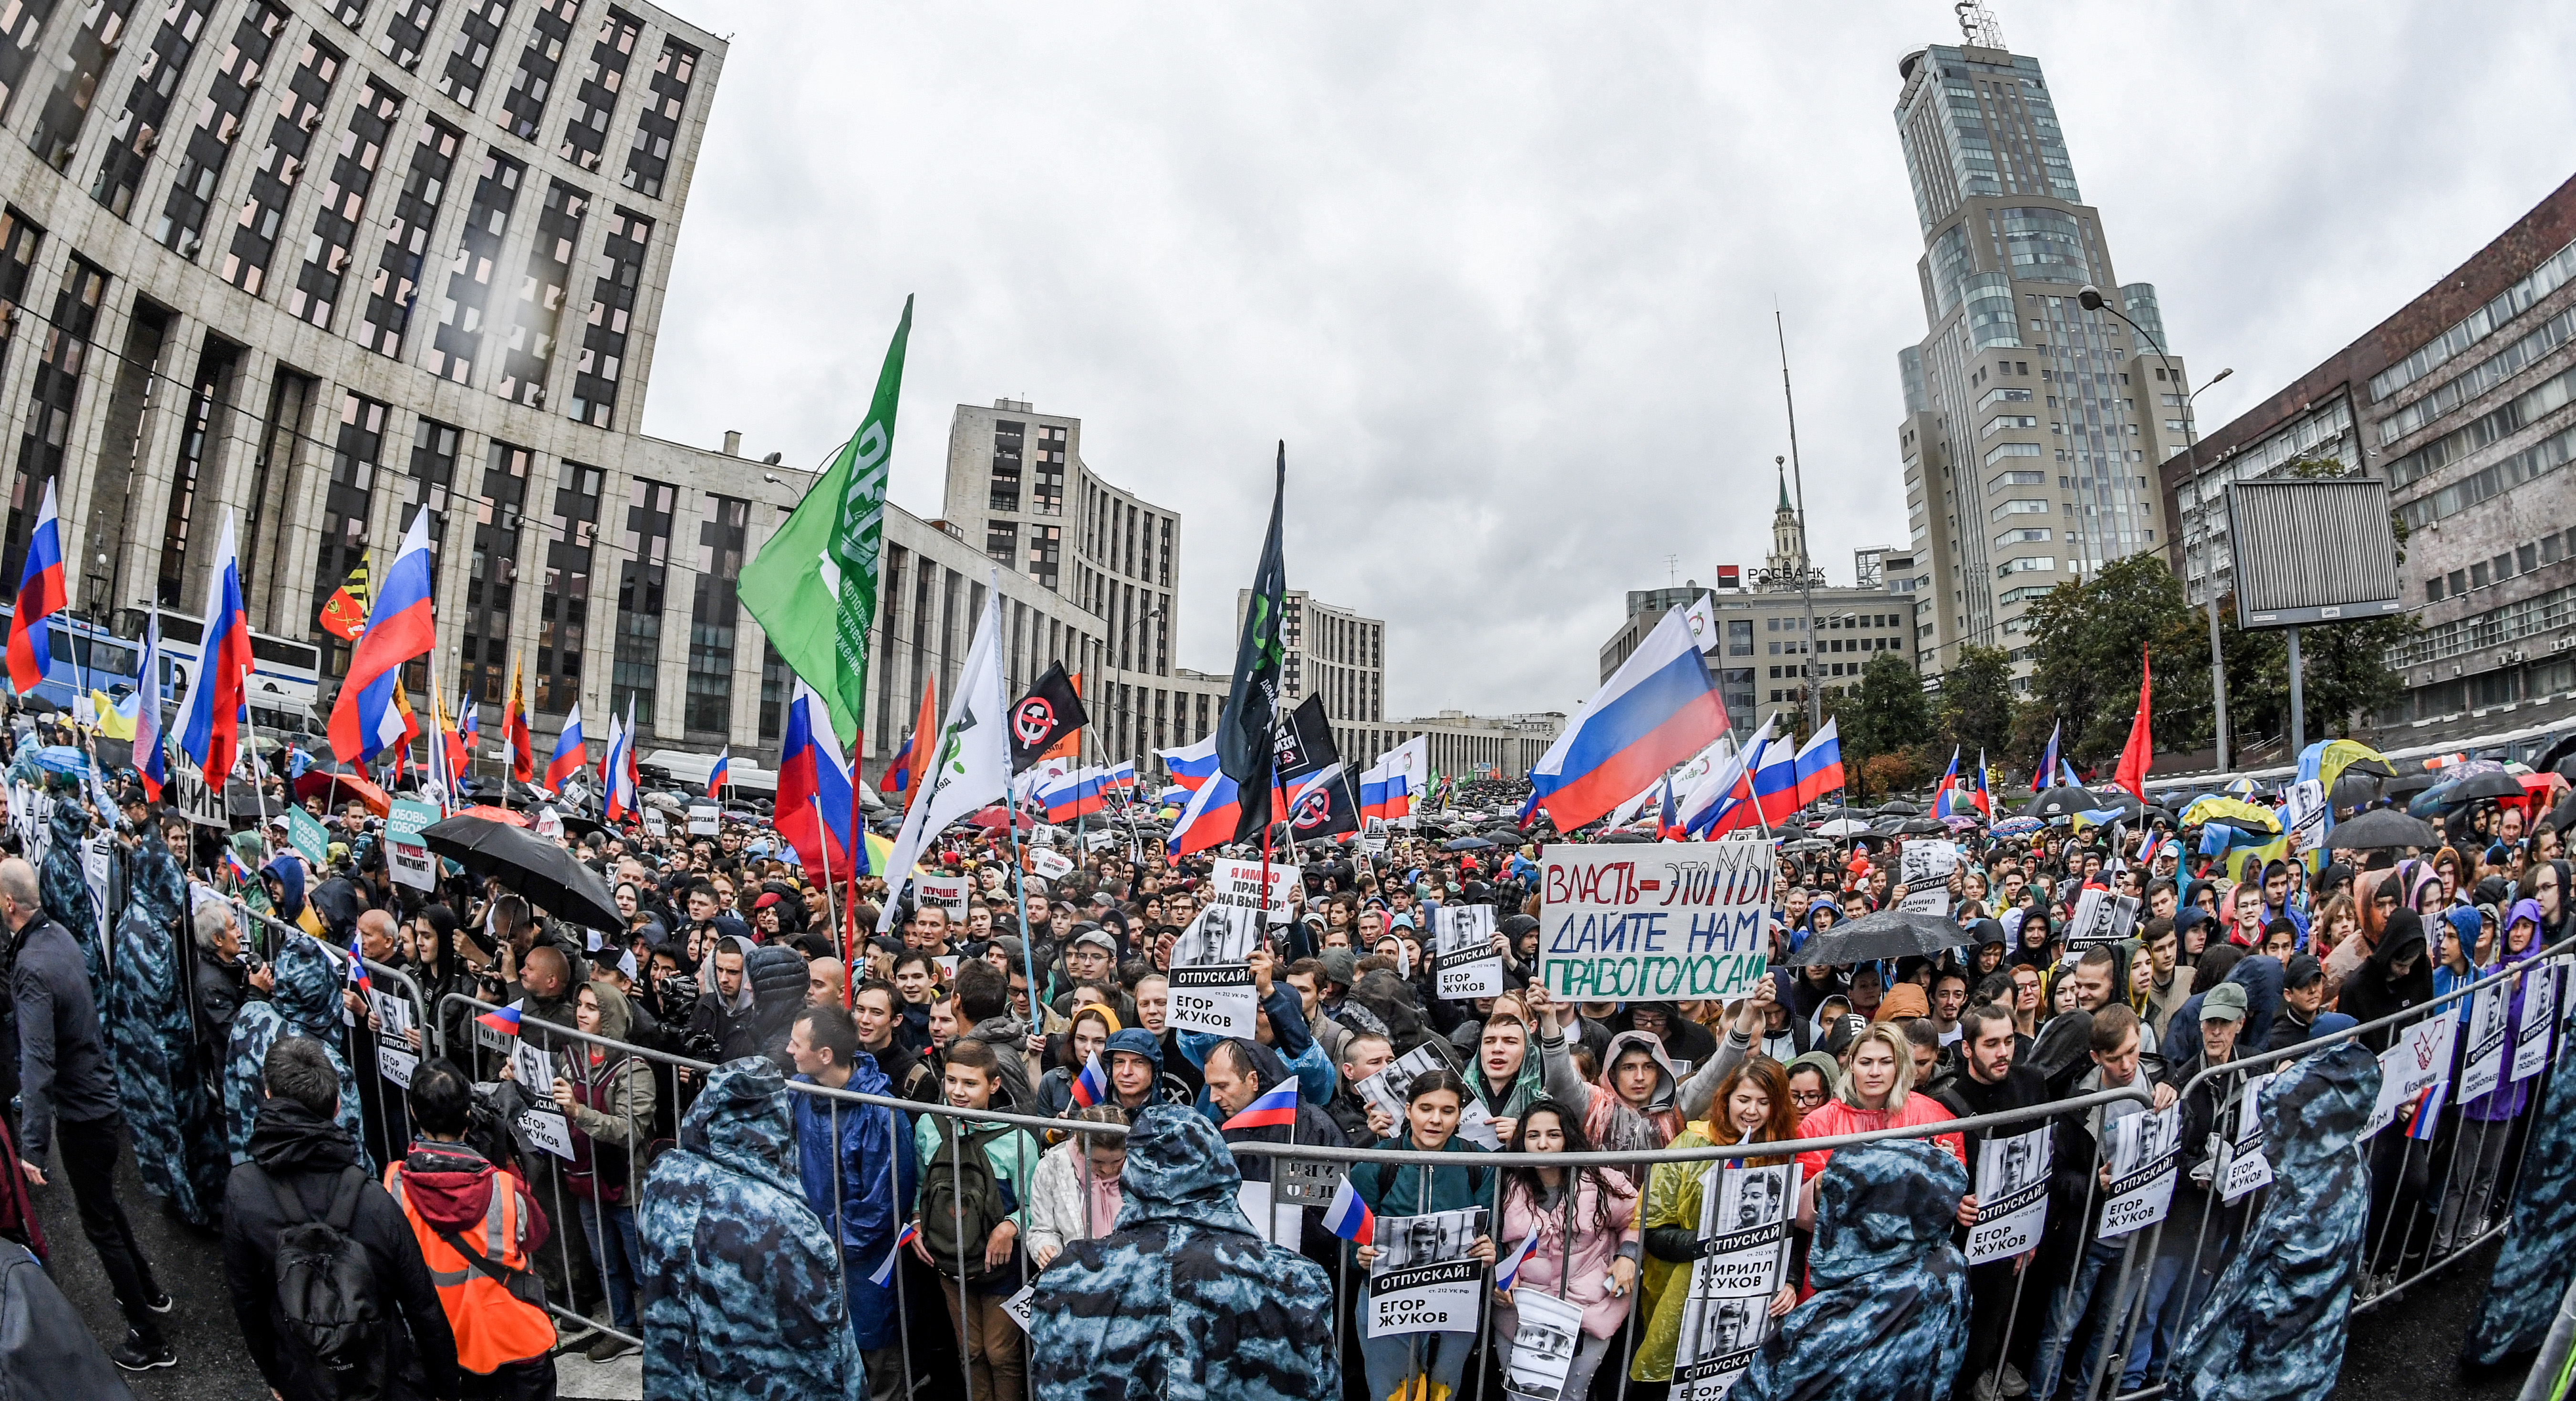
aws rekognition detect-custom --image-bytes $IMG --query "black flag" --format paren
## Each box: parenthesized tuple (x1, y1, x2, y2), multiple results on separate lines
(1218, 444, 1288, 841)
(1284, 763, 1360, 843)
(1275, 693, 1340, 789)
(1006, 662, 1088, 774)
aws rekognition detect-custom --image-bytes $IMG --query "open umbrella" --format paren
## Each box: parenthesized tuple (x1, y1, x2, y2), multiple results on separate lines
(1782, 907, 1970, 966)
(294, 767, 392, 816)
(420, 814, 621, 930)
(1815, 817, 1871, 837)
(1899, 817, 1947, 836)
(2327, 769, 2385, 810)
(1990, 816, 2044, 837)
(454, 804, 529, 827)
(1593, 830, 1656, 845)
(2543, 794, 2576, 836)
(966, 806, 1036, 833)
(2428, 769, 2526, 807)
(2326, 808, 2439, 852)
(2224, 776, 2265, 798)
(2025, 785, 2098, 819)
(1875, 800, 1922, 816)
(1443, 835, 1495, 851)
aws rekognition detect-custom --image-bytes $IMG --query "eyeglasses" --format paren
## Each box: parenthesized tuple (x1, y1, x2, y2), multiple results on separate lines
(1789, 1089, 1828, 1107)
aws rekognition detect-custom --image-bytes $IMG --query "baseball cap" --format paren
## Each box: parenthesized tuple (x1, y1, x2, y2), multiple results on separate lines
(2200, 982, 2249, 1024)
(1071, 926, 1119, 953)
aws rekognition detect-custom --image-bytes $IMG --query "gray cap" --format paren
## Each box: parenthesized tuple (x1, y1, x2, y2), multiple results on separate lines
(2200, 981, 2249, 1024)
(1320, 947, 1359, 989)
(1070, 926, 1119, 953)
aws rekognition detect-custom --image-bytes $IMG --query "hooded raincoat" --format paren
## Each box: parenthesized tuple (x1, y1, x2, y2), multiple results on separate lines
(638, 1056, 861, 1401)
(2466, 1004, 2576, 1363)
(1028, 1104, 1337, 1401)
(791, 1049, 915, 1352)
(223, 933, 366, 1168)
(107, 826, 224, 1224)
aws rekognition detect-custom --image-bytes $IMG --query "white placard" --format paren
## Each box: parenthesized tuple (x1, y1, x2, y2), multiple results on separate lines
(2282, 779, 2327, 852)
(1029, 849, 1074, 882)
(1898, 839, 1959, 887)
(1968, 1127, 2051, 1264)
(643, 808, 668, 836)
(999, 1284, 1035, 1333)
(2065, 889, 2140, 951)
(1433, 904, 1503, 1000)
(518, 1107, 574, 1159)
(1165, 905, 1259, 1037)
(2515, 959, 2564, 1083)
(687, 806, 719, 836)
(1366, 1206, 1489, 1337)
(916, 875, 969, 917)
(1235, 1177, 1302, 1247)
(1671, 1162, 1801, 1400)
(1503, 1288, 1588, 1401)
(1897, 887, 1953, 918)
(1208, 857, 1302, 925)
(2365, 1015, 2456, 1140)
(511, 1040, 558, 1094)
(2461, 984, 2509, 1106)
(1455, 1098, 1502, 1150)
(387, 840, 436, 890)
(2098, 1105, 2180, 1239)
(1538, 841, 1775, 1002)
(2218, 1071, 2276, 1202)
(378, 1045, 419, 1088)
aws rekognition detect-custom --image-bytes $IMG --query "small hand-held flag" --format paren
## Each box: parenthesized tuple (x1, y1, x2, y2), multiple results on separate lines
(5, 477, 64, 693)
(1221, 1079, 1300, 1131)
(869, 1221, 921, 1287)
(347, 934, 373, 992)
(476, 1000, 523, 1037)
(1495, 1232, 1542, 1292)
(1321, 1175, 1376, 1244)
(1068, 1051, 1109, 1109)
(706, 746, 730, 797)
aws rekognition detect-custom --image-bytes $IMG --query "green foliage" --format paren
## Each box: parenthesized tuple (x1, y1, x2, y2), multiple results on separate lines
(1834, 652, 1933, 771)
(1940, 644, 2018, 757)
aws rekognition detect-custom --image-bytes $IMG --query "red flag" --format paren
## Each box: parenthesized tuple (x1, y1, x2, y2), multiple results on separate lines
(2113, 651, 2153, 804)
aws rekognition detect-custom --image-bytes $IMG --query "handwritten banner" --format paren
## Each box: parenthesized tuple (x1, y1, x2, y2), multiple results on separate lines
(1538, 841, 1774, 1002)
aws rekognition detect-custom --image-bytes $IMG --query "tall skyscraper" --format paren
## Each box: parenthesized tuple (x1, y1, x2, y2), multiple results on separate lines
(1890, 24, 2197, 688)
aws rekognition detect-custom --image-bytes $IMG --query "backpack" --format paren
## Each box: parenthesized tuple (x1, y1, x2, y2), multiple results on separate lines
(918, 1121, 1018, 1280)
(271, 1166, 390, 1399)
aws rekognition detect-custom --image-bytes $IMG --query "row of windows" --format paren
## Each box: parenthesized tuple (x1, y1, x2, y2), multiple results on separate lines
(2425, 525, 2576, 604)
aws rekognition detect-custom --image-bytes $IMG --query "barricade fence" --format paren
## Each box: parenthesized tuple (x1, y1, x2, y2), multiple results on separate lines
(351, 933, 2567, 1401)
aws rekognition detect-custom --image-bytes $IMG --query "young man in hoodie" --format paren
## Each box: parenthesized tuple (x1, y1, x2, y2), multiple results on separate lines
(228, 1038, 462, 1400)
(1926, 1002, 2053, 1401)
(787, 1004, 914, 1401)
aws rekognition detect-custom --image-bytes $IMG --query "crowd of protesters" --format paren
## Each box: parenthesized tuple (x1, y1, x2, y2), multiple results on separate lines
(1, 717, 2573, 1401)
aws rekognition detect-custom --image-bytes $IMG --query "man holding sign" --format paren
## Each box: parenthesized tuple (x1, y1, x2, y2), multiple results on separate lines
(1927, 1004, 2053, 1400)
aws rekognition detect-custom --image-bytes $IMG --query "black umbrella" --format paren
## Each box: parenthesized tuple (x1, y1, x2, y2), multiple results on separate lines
(2383, 772, 2440, 799)
(1593, 830, 1656, 845)
(1782, 907, 1970, 966)
(2536, 733, 2576, 778)
(421, 814, 622, 930)
(2327, 770, 2385, 809)
(2541, 794, 2576, 836)
(2445, 769, 2529, 803)
(1443, 836, 1495, 851)
(1899, 817, 1947, 836)
(1875, 800, 1922, 816)
(2326, 807, 2440, 851)
(2025, 785, 2096, 818)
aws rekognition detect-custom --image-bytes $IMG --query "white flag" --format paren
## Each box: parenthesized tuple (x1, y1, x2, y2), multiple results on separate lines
(875, 591, 1013, 931)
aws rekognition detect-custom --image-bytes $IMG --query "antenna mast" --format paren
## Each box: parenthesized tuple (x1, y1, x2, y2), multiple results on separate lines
(1954, 0, 2006, 49)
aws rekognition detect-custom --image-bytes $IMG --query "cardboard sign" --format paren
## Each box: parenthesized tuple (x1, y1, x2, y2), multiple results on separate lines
(2515, 959, 2564, 1083)
(286, 807, 330, 867)
(2281, 779, 2327, 852)
(1896, 887, 1952, 918)
(1235, 1178, 1302, 1246)
(173, 761, 228, 827)
(1277, 1155, 1350, 1205)
(1433, 904, 1503, 1000)
(2098, 1105, 2181, 1239)
(643, 808, 668, 836)
(999, 1284, 1035, 1334)
(1968, 1127, 2051, 1264)
(2460, 983, 2509, 1106)
(1898, 839, 1959, 887)
(2065, 889, 2140, 951)
(518, 1108, 574, 1159)
(388, 840, 437, 890)
(511, 1041, 558, 1094)
(687, 806, 719, 836)
(1537, 840, 1774, 1002)
(378, 1045, 420, 1088)
(1355, 1043, 1454, 1132)
(1207, 857, 1301, 924)
(1366, 1207, 1488, 1338)
(1029, 848, 1074, 882)
(1670, 1162, 1801, 1400)
(2218, 1071, 2276, 1202)
(2365, 1016, 2456, 1140)
(1502, 1289, 1588, 1401)
(916, 875, 969, 917)
(1166, 905, 1260, 1037)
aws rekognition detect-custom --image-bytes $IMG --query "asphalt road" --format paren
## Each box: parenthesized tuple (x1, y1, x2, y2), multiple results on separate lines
(24, 1125, 2556, 1400)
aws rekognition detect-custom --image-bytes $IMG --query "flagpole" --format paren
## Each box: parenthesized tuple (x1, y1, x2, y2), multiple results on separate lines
(243, 663, 271, 858)
(993, 571, 1045, 1038)
(811, 790, 841, 961)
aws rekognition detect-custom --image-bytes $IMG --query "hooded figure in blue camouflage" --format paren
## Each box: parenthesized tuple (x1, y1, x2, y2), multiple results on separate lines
(1731, 1138, 1971, 1401)
(1029, 1102, 1337, 1401)
(38, 786, 100, 984)
(223, 933, 366, 1168)
(638, 1055, 861, 1401)
(2468, 1003, 2576, 1364)
(107, 825, 223, 1224)
(2165, 1029, 2379, 1401)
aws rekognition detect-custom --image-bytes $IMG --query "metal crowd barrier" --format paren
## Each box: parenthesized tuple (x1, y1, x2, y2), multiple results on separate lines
(389, 930, 2570, 1401)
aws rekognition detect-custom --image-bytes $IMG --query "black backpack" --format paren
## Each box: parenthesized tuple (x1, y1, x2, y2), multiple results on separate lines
(918, 1121, 1018, 1281)
(271, 1166, 390, 1399)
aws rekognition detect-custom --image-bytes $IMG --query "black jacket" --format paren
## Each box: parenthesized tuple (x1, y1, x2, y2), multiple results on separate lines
(220, 1098, 459, 1401)
(9, 915, 117, 1164)
(195, 948, 254, 1065)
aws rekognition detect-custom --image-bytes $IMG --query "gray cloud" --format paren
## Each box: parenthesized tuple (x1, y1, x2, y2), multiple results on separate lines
(643, 1, 2576, 718)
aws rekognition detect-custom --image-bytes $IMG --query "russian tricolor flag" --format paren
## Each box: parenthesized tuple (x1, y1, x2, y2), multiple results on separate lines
(706, 746, 730, 797)
(1360, 760, 1394, 821)
(328, 511, 436, 764)
(477, 1000, 524, 1037)
(1973, 748, 1993, 817)
(1932, 746, 1961, 818)
(1790, 719, 1845, 808)
(1222, 1080, 1300, 1131)
(1680, 718, 1773, 837)
(347, 934, 373, 992)
(1069, 1051, 1109, 1109)
(869, 1221, 920, 1287)
(1169, 770, 1245, 857)
(5, 477, 63, 695)
(134, 608, 166, 800)
(1040, 768, 1107, 823)
(1526, 608, 1728, 831)
(1495, 1232, 1541, 1292)
(1102, 761, 1138, 792)
(602, 698, 638, 820)
(1705, 732, 1801, 837)
(1322, 1177, 1375, 1244)
(777, 680, 856, 879)
(176, 513, 255, 790)
(2035, 720, 2061, 796)
(1157, 733, 1221, 791)
(542, 705, 587, 793)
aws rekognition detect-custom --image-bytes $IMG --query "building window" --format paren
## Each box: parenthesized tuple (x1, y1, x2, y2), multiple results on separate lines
(570, 206, 648, 426)
(495, 178, 586, 405)
(989, 418, 1023, 512)
(461, 441, 530, 705)
(312, 392, 389, 678)
(1032, 425, 1065, 516)
(686, 493, 748, 733)
(3, 250, 101, 588)
(1026, 525, 1060, 591)
(92, 0, 216, 220)
(610, 477, 674, 723)
(426, 149, 524, 384)
(154, 2, 278, 259)
(286, 77, 402, 330)
(499, 0, 579, 142)
(558, 8, 637, 174)
(220, 34, 342, 295)
(358, 118, 459, 357)
(438, 0, 508, 108)
(0, 0, 56, 130)
(533, 461, 602, 714)
(623, 36, 695, 197)
(156, 340, 239, 606)
(27, 0, 126, 172)
(985, 522, 1016, 567)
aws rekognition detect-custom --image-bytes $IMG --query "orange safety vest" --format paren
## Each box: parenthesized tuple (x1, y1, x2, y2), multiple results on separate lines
(386, 1164, 559, 1373)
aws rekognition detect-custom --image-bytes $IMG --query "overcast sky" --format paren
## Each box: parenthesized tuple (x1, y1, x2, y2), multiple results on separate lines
(641, 2, 2576, 721)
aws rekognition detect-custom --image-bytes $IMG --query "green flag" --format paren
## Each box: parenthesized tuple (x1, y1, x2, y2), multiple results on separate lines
(739, 296, 913, 749)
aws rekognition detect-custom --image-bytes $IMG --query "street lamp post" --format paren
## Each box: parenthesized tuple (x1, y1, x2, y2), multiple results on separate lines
(2076, 284, 2232, 770)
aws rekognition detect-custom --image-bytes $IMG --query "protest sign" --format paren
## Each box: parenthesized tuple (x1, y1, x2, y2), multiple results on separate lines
(2365, 1016, 2456, 1140)
(286, 807, 329, 867)
(1235, 1178, 1301, 1246)
(518, 1107, 574, 1159)
(2515, 959, 2564, 1083)
(2219, 1071, 2276, 1202)
(1433, 903, 1503, 1000)
(510, 1040, 557, 1093)
(916, 875, 969, 917)
(1538, 841, 1773, 1003)
(386, 797, 440, 891)
(1366, 1207, 1489, 1338)
(1000, 1285, 1036, 1334)
(1671, 1162, 1800, 1400)
(1896, 887, 1952, 918)
(1166, 904, 1259, 1037)
(686, 805, 719, 835)
(1029, 848, 1074, 881)
(2098, 1105, 2180, 1238)
(642, 807, 668, 836)
(2065, 889, 2140, 951)
(1208, 856, 1301, 923)
(1898, 839, 1959, 887)
(2461, 983, 2509, 1105)
(378, 1045, 419, 1088)
(1502, 1289, 1587, 1401)
(1356, 1043, 1453, 1130)
(1968, 1128, 2051, 1264)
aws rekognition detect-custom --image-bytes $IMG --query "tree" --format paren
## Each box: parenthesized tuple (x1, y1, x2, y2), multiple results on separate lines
(1941, 644, 2017, 758)
(2019, 554, 2209, 769)
(1836, 652, 1934, 768)
(1859, 750, 1929, 800)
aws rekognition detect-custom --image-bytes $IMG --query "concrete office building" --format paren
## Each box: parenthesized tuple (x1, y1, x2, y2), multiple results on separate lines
(1889, 30, 2197, 687)
(2165, 172, 2576, 738)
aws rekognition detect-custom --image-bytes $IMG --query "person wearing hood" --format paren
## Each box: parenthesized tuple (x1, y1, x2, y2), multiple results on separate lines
(260, 852, 323, 940)
(689, 933, 808, 1067)
(1924, 1002, 2053, 1400)
(544, 978, 660, 1360)
(225, 933, 367, 1169)
(1199, 1036, 1347, 1265)
(1632, 1057, 1804, 1390)
(226, 1037, 460, 1400)
(640, 1055, 862, 1401)
(105, 814, 218, 1228)
(2029, 1003, 2176, 1401)
(2434, 898, 2548, 1258)
(2338, 908, 2432, 1046)
(382, 1058, 557, 1397)
(2162, 1025, 2379, 1401)
(1346, 1066, 1494, 1401)
(2157, 951, 2286, 1065)
(786, 1003, 914, 1401)
(1731, 1139, 1972, 1401)
(1028, 1103, 1337, 1401)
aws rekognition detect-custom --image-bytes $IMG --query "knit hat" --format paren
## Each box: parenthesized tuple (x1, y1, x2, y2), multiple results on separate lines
(1872, 983, 1932, 1023)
